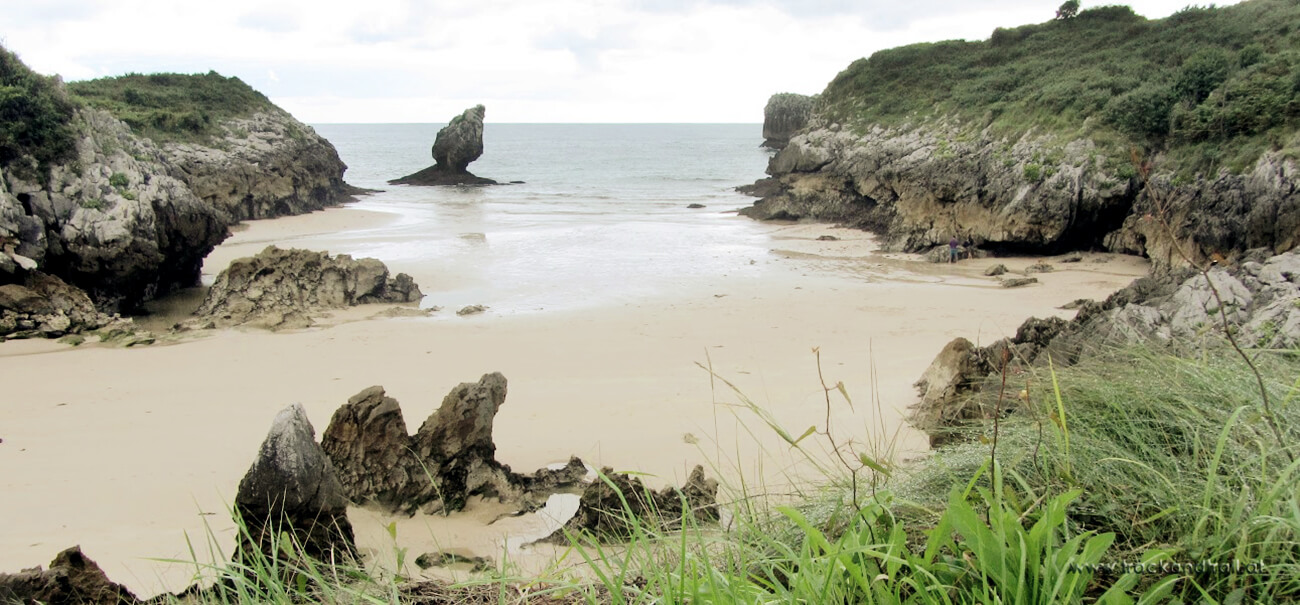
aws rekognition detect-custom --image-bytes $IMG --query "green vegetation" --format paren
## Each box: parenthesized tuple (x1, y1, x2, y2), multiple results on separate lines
(821, 0, 1300, 176)
(0, 45, 78, 175)
(68, 71, 276, 144)
(154, 342, 1298, 603)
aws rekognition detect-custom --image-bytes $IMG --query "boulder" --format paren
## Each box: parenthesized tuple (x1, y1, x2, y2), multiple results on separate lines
(761, 93, 816, 150)
(456, 304, 487, 316)
(389, 106, 498, 186)
(235, 403, 356, 563)
(321, 377, 587, 515)
(984, 264, 1008, 276)
(909, 338, 993, 445)
(1001, 277, 1039, 288)
(0, 272, 114, 340)
(194, 246, 422, 330)
(1026, 262, 1056, 274)
(0, 546, 138, 605)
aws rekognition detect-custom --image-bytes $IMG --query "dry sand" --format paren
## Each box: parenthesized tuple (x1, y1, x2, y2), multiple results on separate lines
(0, 207, 1149, 597)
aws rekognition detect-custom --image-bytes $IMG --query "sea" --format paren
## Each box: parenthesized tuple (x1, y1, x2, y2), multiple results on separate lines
(295, 123, 775, 314)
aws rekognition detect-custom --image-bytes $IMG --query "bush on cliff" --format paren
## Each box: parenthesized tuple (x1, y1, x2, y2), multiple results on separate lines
(69, 71, 277, 144)
(0, 45, 77, 174)
(821, 0, 1300, 175)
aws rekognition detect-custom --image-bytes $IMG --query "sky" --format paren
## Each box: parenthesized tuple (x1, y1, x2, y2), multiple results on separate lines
(2, 0, 1241, 124)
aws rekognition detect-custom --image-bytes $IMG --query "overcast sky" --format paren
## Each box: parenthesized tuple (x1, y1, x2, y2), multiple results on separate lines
(2, 0, 1238, 123)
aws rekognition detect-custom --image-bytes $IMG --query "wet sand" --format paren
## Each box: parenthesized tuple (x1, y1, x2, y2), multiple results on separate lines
(0, 208, 1149, 597)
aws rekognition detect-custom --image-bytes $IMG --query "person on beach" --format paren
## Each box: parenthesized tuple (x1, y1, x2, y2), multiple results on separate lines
(949, 236, 959, 263)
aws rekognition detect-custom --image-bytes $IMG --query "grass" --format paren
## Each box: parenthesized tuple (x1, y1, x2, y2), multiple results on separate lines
(68, 71, 277, 144)
(819, 0, 1300, 177)
(143, 341, 1298, 604)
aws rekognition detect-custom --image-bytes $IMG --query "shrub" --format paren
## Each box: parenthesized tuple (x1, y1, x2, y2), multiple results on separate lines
(0, 45, 78, 173)
(1105, 84, 1176, 139)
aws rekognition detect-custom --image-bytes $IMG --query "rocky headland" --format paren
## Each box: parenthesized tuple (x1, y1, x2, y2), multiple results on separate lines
(389, 105, 500, 186)
(740, 1, 1300, 270)
(0, 51, 368, 338)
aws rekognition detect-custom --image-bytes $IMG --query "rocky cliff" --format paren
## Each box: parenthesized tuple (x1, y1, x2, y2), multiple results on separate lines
(1, 107, 228, 313)
(162, 109, 360, 222)
(742, 118, 1299, 268)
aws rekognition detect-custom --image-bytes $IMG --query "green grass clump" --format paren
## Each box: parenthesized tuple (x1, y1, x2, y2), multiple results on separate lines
(0, 44, 78, 175)
(898, 345, 1300, 601)
(820, 0, 1300, 176)
(68, 71, 276, 144)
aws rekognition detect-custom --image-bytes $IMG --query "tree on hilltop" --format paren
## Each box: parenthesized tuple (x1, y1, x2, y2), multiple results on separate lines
(1056, 0, 1080, 19)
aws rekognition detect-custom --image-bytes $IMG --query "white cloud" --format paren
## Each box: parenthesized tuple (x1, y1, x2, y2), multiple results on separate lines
(0, 0, 1244, 123)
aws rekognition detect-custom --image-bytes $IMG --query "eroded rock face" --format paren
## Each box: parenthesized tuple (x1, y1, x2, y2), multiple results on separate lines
(321, 377, 587, 515)
(194, 246, 423, 330)
(389, 105, 497, 186)
(0, 546, 138, 605)
(547, 465, 719, 542)
(762, 93, 815, 150)
(740, 119, 1299, 264)
(1, 108, 228, 313)
(162, 110, 361, 223)
(235, 404, 356, 563)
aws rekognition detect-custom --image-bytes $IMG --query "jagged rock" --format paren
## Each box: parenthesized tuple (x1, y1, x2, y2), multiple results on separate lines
(1059, 298, 1091, 310)
(1060, 254, 1084, 263)
(761, 93, 816, 150)
(816, 235, 840, 241)
(1000, 277, 1038, 288)
(235, 404, 356, 563)
(0, 546, 138, 605)
(321, 378, 587, 515)
(546, 465, 719, 542)
(984, 264, 1008, 276)
(0, 272, 115, 340)
(389, 106, 498, 186)
(194, 246, 422, 330)
(910, 338, 994, 445)
(1, 108, 228, 312)
(1026, 262, 1056, 274)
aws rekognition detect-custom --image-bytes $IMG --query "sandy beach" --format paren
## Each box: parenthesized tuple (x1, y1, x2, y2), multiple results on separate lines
(0, 205, 1149, 597)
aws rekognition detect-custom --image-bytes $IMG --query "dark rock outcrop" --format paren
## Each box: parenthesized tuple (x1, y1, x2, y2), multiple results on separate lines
(235, 403, 356, 563)
(161, 110, 364, 223)
(0, 272, 114, 340)
(546, 465, 719, 542)
(389, 106, 498, 186)
(0, 546, 138, 605)
(761, 93, 816, 150)
(1, 108, 228, 313)
(321, 378, 586, 515)
(193, 246, 423, 330)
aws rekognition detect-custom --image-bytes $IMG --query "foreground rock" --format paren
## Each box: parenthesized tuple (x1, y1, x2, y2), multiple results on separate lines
(390, 106, 498, 186)
(761, 93, 816, 150)
(0, 546, 137, 605)
(546, 465, 719, 542)
(194, 246, 422, 330)
(2, 108, 228, 313)
(321, 376, 587, 515)
(910, 248, 1300, 442)
(161, 109, 365, 222)
(235, 404, 356, 563)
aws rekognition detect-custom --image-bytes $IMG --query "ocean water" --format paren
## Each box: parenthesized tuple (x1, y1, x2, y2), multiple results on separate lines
(302, 123, 775, 314)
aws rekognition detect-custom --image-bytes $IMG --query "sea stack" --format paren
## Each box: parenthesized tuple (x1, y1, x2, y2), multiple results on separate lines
(389, 105, 498, 186)
(761, 93, 815, 150)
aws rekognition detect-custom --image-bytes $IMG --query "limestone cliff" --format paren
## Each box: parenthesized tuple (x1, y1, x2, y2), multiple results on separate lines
(741, 117, 1299, 268)
(1, 107, 228, 313)
(162, 109, 360, 222)
(761, 93, 815, 150)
